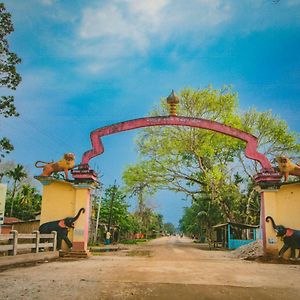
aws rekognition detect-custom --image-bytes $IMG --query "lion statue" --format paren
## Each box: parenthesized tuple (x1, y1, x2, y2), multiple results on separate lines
(276, 156, 300, 181)
(35, 153, 75, 179)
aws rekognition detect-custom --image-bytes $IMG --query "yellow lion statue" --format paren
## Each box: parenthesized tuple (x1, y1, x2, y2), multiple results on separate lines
(276, 156, 300, 181)
(35, 153, 75, 179)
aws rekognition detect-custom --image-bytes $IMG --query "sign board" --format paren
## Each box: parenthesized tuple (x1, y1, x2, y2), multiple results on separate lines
(0, 184, 7, 225)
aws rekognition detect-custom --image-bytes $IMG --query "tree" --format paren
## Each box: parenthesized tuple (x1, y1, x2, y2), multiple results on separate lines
(5, 184, 41, 220)
(0, 3, 22, 159)
(5, 164, 27, 216)
(99, 185, 131, 236)
(123, 86, 300, 234)
(124, 86, 244, 222)
(239, 109, 300, 177)
(163, 222, 176, 235)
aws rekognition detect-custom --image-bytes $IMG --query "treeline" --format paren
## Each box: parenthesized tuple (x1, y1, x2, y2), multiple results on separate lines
(0, 165, 171, 242)
(90, 184, 166, 243)
(0, 162, 41, 220)
(123, 86, 300, 241)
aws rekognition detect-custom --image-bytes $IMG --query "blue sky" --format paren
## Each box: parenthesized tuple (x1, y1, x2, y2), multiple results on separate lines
(1, 0, 300, 225)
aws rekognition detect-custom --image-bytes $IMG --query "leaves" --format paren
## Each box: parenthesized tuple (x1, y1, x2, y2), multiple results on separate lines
(0, 3, 22, 160)
(0, 137, 14, 160)
(97, 184, 163, 237)
(123, 86, 300, 238)
(0, 3, 21, 91)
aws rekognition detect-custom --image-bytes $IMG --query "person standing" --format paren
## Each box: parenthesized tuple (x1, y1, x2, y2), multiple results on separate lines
(105, 231, 111, 245)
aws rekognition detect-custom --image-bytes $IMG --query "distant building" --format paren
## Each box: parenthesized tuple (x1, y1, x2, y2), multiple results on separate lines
(213, 222, 259, 250)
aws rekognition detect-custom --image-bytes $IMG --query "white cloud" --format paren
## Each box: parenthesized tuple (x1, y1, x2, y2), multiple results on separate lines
(40, 0, 56, 5)
(287, 0, 300, 6)
(78, 0, 170, 51)
(69, 0, 300, 74)
(76, 0, 232, 73)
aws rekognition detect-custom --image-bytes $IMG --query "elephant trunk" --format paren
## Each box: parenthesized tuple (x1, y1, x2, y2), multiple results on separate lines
(266, 216, 277, 230)
(72, 208, 85, 222)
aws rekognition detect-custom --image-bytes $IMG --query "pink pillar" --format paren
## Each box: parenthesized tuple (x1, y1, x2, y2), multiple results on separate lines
(260, 192, 267, 255)
(72, 186, 92, 251)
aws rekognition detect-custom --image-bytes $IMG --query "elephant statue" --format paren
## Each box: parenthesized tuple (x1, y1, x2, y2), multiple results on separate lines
(39, 208, 85, 250)
(266, 216, 300, 259)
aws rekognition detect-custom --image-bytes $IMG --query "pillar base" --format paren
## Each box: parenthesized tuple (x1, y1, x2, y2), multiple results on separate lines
(59, 250, 91, 259)
(72, 241, 86, 251)
(36, 175, 97, 253)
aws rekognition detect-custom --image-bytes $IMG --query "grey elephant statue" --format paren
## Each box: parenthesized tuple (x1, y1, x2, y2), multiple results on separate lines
(266, 216, 300, 260)
(39, 208, 85, 250)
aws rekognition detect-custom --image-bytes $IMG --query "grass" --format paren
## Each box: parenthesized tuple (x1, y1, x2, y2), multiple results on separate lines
(119, 238, 150, 245)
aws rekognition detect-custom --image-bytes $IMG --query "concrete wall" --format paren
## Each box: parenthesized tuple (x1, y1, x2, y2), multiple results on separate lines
(12, 220, 40, 233)
(262, 182, 300, 258)
(38, 178, 93, 251)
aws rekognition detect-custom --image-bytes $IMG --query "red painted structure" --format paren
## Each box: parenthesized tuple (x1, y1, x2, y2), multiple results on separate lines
(80, 116, 273, 172)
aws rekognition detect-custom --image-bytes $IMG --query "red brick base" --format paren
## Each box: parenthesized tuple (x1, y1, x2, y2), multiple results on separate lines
(72, 241, 86, 251)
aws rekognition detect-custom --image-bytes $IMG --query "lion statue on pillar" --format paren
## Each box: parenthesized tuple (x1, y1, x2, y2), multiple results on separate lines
(276, 156, 300, 181)
(35, 153, 75, 179)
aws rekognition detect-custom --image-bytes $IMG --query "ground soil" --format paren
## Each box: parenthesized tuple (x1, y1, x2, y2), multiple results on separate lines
(0, 236, 300, 299)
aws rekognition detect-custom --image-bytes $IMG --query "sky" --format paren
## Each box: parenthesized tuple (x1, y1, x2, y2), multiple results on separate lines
(1, 0, 300, 226)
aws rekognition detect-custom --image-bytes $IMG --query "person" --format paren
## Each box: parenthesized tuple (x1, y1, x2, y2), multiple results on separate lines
(105, 231, 111, 245)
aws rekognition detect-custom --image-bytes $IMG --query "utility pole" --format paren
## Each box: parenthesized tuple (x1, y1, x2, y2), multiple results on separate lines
(107, 181, 117, 233)
(93, 183, 102, 244)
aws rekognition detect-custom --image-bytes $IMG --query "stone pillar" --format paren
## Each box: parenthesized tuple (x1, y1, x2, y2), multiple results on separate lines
(72, 184, 92, 251)
(37, 177, 96, 252)
(257, 182, 300, 258)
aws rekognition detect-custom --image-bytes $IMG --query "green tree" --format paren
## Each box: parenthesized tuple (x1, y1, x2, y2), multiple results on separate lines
(99, 185, 131, 236)
(239, 109, 300, 177)
(163, 222, 176, 235)
(123, 86, 300, 233)
(5, 164, 27, 216)
(5, 184, 41, 220)
(0, 3, 22, 159)
(124, 86, 243, 222)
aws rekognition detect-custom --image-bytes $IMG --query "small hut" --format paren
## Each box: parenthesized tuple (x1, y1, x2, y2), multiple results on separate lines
(213, 222, 259, 249)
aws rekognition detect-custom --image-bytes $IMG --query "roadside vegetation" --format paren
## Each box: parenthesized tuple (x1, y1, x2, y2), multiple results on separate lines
(123, 86, 300, 241)
(1, 3, 299, 245)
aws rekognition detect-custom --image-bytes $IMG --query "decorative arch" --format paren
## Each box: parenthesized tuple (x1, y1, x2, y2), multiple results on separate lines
(81, 116, 272, 171)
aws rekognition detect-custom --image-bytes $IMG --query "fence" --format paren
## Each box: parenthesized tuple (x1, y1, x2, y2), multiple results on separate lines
(0, 230, 57, 256)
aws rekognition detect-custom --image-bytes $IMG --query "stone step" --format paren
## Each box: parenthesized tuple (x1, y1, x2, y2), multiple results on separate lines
(59, 250, 90, 259)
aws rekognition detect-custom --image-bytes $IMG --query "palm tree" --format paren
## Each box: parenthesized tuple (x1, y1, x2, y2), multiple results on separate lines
(6, 164, 27, 216)
(19, 184, 37, 205)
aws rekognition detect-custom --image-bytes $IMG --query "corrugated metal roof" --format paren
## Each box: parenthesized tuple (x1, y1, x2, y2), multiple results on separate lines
(213, 222, 259, 229)
(3, 217, 22, 224)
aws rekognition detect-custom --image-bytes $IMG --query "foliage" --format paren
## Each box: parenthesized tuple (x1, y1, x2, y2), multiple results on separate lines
(0, 3, 21, 159)
(5, 184, 41, 220)
(0, 137, 14, 160)
(5, 163, 27, 216)
(1, 162, 41, 220)
(123, 86, 300, 239)
(163, 222, 176, 234)
(93, 183, 164, 241)
(99, 184, 131, 234)
(239, 109, 300, 176)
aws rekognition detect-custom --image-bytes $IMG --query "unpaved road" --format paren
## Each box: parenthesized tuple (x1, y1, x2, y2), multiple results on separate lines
(1, 236, 300, 299)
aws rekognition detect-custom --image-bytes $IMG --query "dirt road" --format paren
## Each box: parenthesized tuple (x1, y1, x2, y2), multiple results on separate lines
(1, 236, 300, 299)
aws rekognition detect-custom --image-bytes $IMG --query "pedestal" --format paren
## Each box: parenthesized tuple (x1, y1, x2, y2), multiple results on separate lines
(36, 177, 97, 252)
(256, 180, 300, 258)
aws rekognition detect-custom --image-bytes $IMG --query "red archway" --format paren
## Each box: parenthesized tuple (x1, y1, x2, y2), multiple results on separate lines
(81, 116, 272, 171)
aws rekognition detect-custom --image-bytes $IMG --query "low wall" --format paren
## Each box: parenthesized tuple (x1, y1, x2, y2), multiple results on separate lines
(12, 220, 40, 233)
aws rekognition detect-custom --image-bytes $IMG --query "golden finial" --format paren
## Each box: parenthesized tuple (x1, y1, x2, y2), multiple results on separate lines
(166, 90, 180, 116)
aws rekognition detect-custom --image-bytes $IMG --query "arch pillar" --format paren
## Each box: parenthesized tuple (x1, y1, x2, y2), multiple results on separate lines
(36, 176, 97, 252)
(256, 181, 300, 258)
